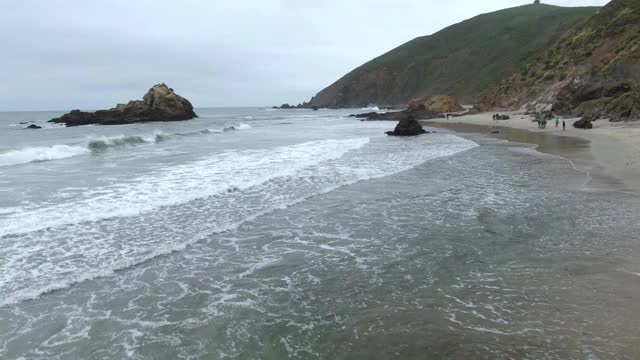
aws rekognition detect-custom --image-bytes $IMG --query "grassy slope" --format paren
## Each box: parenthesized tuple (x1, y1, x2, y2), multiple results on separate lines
(477, 0, 640, 120)
(309, 4, 599, 108)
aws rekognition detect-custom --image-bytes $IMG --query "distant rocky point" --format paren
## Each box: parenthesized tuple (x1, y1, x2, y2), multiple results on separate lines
(49, 84, 197, 126)
(349, 96, 452, 122)
(350, 107, 444, 122)
(272, 103, 319, 111)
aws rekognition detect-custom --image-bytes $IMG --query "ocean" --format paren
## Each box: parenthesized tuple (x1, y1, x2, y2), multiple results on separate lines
(0, 108, 638, 359)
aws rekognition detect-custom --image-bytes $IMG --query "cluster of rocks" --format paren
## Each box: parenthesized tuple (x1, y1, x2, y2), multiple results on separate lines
(272, 103, 318, 111)
(49, 84, 197, 127)
(350, 95, 464, 122)
(492, 114, 511, 120)
(350, 107, 444, 122)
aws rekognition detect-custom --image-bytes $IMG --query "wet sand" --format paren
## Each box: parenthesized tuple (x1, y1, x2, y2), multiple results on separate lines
(421, 119, 640, 359)
(423, 118, 640, 195)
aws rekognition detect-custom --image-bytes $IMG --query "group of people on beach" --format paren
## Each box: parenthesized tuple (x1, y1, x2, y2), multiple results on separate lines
(537, 117, 549, 129)
(536, 113, 566, 131)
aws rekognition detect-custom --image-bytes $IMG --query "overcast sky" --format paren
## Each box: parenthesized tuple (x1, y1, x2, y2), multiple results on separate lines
(1, 0, 608, 111)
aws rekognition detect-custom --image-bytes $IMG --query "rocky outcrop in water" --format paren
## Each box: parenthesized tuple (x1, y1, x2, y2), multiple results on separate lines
(350, 106, 444, 122)
(26, 124, 42, 129)
(272, 102, 314, 109)
(385, 116, 427, 136)
(49, 84, 197, 126)
(274, 103, 295, 109)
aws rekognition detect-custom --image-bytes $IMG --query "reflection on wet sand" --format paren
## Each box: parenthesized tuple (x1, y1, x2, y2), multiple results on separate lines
(424, 121, 631, 193)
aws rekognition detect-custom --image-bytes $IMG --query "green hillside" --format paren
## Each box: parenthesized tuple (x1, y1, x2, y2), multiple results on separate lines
(477, 0, 640, 121)
(308, 3, 599, 108)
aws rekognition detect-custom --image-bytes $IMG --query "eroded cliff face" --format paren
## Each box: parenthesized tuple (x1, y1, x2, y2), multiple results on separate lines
(50, 84, 197, 126)
(408, 95, 464, 113)
(307, 4, 598, 108)
(477, 0, 640, 121)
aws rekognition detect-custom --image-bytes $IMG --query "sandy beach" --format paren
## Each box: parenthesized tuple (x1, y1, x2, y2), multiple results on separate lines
(423, 112, 640, 195)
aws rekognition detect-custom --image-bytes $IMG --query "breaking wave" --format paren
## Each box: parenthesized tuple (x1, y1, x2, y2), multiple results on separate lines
(0, 134, 481, 307)
(0, 125, 252, 168)
(224, 123, 252, 131)
(87, 131, 170, 150)
(0, 145, 90, 167)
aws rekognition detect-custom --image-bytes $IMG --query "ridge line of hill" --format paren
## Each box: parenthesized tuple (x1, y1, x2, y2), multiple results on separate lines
(303, 3, 600, 109)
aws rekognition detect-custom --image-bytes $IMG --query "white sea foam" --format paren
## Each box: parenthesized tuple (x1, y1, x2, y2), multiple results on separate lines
(224, 123, 252, 131)
(0, 134, 478, 306)
(0, 138, 370, 237)
(87, 131, 170, 150)
(0, 123, 256, 169)
(0, 145, 90, 167)
(0, 130, 179, 167)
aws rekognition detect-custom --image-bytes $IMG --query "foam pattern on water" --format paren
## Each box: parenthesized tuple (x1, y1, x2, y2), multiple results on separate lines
(0, 144, 89, 167)
(0, 123, 254, 168)
(1, 131, 640, 359)
(0, 134, 477, 306)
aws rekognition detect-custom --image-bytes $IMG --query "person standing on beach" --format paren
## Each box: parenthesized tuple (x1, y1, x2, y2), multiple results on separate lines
(562, 120, 566, 131)
(556, 117, 559, 128)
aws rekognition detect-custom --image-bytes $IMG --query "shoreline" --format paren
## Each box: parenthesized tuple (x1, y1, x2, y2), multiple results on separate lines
(422, 113, 640, 196)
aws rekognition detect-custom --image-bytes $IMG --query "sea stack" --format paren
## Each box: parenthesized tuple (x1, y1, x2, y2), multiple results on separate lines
(385, 116, 427, 136)
(49, 84, 197, 126)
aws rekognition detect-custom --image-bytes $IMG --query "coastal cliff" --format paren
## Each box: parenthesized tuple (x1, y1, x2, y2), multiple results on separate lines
(307, 4, 598, 108)
(476, 0, 640, 121)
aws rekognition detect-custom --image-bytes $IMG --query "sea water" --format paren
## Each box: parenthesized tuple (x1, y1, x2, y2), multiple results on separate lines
(0, 108, 638, 359)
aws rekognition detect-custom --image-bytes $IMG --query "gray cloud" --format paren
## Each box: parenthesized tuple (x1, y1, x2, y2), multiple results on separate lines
(1, 0, 608, 110)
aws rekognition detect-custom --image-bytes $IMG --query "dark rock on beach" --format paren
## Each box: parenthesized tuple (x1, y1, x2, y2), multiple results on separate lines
(385, 116, 427, 136)
(49, 84, 197, 127)
(26, 124, 42, 129)
(573, 118, 594, 129)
